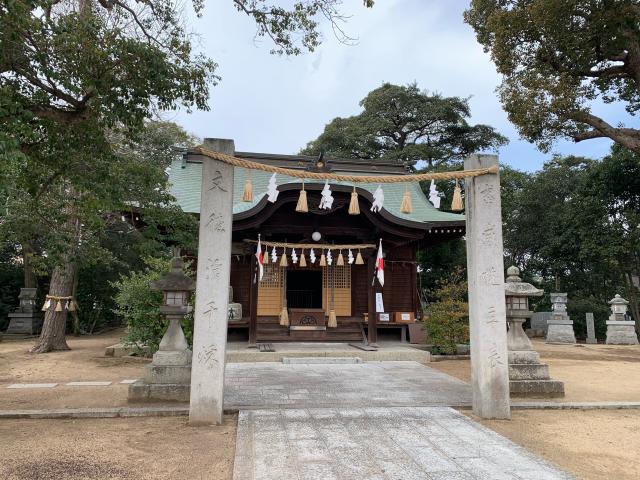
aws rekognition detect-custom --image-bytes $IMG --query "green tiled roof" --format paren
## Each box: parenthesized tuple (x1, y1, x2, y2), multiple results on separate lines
(168, 159, 464, 226)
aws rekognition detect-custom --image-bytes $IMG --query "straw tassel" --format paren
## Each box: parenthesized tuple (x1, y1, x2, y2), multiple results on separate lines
(451, 180, 464, 211)
(327, 266, 337, 328)
(263, 249, 269, 264)
(355, 250, 364, 265)
(348, 186, 360, 215)
(327, 309, 337, 328)
(279, 269, 289, 326)
(336, 251, 344, 266)
(55, 300, 63, 312)
(299, 250, 307, 267)
(295, 183, 308, 213)
(41, 298, 51, 311)
(400, 186, 412, 214)
(280, 248, 288, 267)
(319, 251, 327, 267)
(242, 170, 253, 202)
(68, 300, 77, 312)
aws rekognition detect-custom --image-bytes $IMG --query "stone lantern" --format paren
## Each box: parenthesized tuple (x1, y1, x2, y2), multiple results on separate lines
(129, 254, 195, 402)
(6, 288, 43, 335)
(505, 266, 564, 397)
(605, 294, 638, 345)
(546, 292, 576, 344)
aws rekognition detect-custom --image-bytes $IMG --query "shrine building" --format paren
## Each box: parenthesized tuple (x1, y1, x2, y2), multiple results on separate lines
(170, 146, 465, 344)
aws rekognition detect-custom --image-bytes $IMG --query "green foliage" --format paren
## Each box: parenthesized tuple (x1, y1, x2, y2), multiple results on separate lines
(502, 146, 640, 336)
(423, 268, 469, 355)
(301, 83, 507, 168)
(0, 245, 22, 332)
(465, 0, 640, 153)
(112, 256, 193, 355)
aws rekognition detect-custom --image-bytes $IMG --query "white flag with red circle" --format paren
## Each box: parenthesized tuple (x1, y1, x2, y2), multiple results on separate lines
(376, 239, 384, 287)
(256, 236, 264, 282)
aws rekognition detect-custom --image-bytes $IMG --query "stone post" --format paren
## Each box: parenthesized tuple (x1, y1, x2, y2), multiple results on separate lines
(464, 154, 510, 419)
(189, 138, 235, 425)
(585, 313, 597, 344)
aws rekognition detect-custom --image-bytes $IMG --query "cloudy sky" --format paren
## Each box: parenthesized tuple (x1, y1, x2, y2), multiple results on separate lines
(173, 0, 619, 172)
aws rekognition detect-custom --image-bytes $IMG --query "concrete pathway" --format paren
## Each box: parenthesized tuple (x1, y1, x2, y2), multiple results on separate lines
(224, 361, 472, 409)
(233, 407, 576, 480)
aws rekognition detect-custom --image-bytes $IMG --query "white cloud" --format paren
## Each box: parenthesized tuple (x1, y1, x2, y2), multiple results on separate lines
(172, 0, 620, 172)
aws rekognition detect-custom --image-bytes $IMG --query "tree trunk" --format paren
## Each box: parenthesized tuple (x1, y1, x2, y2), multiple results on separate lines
(624, 272, 640, 333)
(71, 266, 81, 336)
(31, 260, 77, 353)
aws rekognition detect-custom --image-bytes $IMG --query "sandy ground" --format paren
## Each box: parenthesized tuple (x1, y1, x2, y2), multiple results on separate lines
(0, 330, 148, 409)
(0, 415, 236, 480)
(431, 339, 640, 402)
(470, 410, 640, 480)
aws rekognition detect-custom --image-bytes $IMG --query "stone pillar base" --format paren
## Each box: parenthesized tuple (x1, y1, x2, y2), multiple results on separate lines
(508, 349, 565, 398)
(128, 382, 190, 402)
(128, 348, 192, 403)
(546, 321, 576, 344)
(586, 338, 598, 344)
(605, 322, 639, 345)
(6, 313, 43, 335)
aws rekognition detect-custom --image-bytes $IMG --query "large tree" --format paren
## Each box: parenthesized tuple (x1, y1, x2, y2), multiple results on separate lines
(1, 0, 370, 352)
(465, 0, 640, 153)
(301, 83, 507, 168)
(503, 149, 640, 332)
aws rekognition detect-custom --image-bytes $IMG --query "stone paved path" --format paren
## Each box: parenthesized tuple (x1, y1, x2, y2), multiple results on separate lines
(233, 407, 576, 480)
(224, 361, 472, 409)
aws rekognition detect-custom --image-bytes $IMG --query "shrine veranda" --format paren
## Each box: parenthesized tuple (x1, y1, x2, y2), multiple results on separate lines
(172, 138, 509, 424)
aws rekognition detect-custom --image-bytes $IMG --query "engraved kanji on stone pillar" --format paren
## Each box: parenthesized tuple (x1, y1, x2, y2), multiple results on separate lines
(465, 154, 510, 419)
(189, 138, 235, 425)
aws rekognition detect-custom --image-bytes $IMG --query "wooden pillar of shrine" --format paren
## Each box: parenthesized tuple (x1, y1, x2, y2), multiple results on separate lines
(367, 254, 379, 346)
(248, 253, 259, 346)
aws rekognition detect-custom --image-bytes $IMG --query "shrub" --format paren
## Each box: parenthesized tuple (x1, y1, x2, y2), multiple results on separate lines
(112, 256, 193, 355)
(423, 268, 469, 355)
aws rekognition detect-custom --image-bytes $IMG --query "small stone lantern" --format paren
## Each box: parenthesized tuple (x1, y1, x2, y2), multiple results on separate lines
(505, 266, 564, 397)
(129, 254, 195, 402)
(546, 292, 576, 344)
(605, 294, 638, 345)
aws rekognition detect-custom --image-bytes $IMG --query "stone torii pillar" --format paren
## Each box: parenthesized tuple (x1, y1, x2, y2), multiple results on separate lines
(464, 154, 510, 419)
(189, 138, 235, 425)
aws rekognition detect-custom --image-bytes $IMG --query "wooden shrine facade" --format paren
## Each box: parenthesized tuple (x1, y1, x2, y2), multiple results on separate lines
(172, 149, 465, 343)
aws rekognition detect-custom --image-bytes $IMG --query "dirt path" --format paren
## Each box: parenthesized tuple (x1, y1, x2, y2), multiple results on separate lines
(0, 415, 237, 480)
(471, 410, 640, 480)
(431, 340, 640, 402)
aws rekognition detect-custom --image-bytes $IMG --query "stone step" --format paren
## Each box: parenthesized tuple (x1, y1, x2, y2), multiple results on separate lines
(282, 357, 362, 364)
(509, 363, 550, 380)
(508, 350, 540, 364)
(510, 379, 565, 398)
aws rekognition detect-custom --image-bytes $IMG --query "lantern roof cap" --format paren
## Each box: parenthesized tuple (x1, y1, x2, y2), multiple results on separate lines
(150, 256, 196, 292)
(608, 294, 629, 306)
(504, 266, 544, 297)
